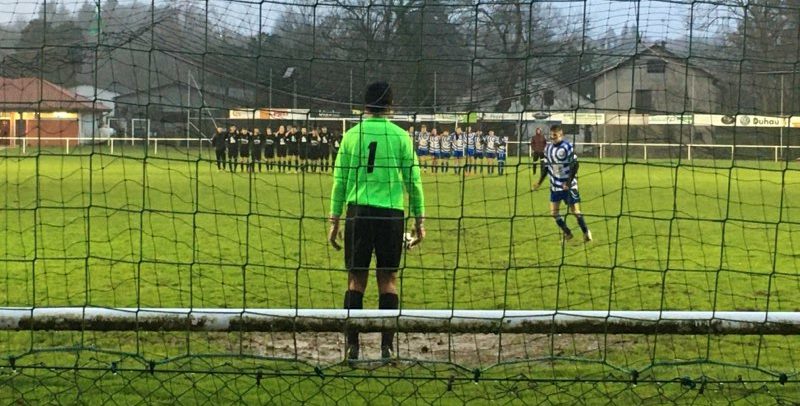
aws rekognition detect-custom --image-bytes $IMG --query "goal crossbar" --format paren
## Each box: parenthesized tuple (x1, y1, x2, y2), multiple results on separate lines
(1, 308, 799, 335)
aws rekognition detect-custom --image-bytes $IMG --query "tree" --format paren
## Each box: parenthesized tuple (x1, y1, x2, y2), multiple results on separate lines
(16, 15, 86, 86)
(724, 0, 800, 114)
(304, 0, 470, 111)
(472, 2, 573, 111)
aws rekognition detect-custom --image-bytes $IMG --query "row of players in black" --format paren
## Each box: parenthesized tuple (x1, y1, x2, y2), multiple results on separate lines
(210, 125, 342, 173)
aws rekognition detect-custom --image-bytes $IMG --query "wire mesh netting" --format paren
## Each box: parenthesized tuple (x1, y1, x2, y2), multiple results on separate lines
(0, 0, 799, 403)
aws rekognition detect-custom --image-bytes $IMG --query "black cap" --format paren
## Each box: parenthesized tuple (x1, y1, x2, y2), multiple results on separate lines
(364, 81, 393, 113)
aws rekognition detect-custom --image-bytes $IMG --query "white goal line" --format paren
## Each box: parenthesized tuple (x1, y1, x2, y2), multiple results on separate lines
(1, 308, 798, 334)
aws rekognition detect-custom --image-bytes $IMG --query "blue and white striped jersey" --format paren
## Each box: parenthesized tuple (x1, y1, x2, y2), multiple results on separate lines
(497, 136, 508, 154)
(476, 134, 485, 152)
(544, 140, 578, 191)
(453, 134, 464, 151)
(417, 131, 430, 149)
(430, 134, 441, 153)
(440, 134, 451, 153)
(485, 135, 498, 153)
(466, 132, 476, 149)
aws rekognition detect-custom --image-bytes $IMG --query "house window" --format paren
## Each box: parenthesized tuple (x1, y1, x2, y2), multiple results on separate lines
(635, 89, 653, 112)
(542, 90, 554, 106)
(647, 59, 666, 73)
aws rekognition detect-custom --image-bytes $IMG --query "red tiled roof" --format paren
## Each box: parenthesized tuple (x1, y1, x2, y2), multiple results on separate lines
(0, 77, 111, 111)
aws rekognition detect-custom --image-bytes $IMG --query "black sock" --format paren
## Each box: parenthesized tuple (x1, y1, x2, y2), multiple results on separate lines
(379, 293, 399, 349)
(555, 215, 572, 235)
(576, 214, 589, 234)
(344, 290, 364, 348)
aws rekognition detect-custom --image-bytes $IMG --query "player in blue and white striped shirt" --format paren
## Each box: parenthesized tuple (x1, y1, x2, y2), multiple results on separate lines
(465, 127, 476, 174)
(532, 125, 592, 242)
(416, 125, 430, 171)
(485, 130, 498, 174)
(496, 132, 508, 175)
(429, 128, 441, 173)
(452, 127, 465, 175)
(440, 129, 452, 173)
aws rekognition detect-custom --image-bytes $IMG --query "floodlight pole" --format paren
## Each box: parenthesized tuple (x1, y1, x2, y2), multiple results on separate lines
(283, 67, 298, 124)
(186, 70, 191, 145)
(753, 70, 795, 160)
(269, 68, 273, 110)
(433, 71, 438, 114)
(780, 74, 784, 159)
(349, 68, 353, 112)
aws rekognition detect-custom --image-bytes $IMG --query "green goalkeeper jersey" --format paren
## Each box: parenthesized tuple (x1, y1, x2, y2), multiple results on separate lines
(330, 116, 425, 217)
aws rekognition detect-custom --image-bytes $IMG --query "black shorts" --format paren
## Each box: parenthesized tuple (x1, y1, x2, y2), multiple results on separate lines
(532, 151, 545, 161)
(344, 205, 404, 273)
(252, 149, 263, 161)
(264, 146, 275, 159)
(240, 151, 249, 158)
(228, 149, 239, 158)
(277, 146, 287, 158)
(299, 147, 308, 160)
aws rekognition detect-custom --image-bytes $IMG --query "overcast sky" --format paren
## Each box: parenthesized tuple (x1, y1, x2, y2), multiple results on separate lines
(0, 0, 734, 41)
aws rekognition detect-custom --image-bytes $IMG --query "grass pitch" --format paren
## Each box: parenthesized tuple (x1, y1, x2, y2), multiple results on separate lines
(0, 145, 798, 404)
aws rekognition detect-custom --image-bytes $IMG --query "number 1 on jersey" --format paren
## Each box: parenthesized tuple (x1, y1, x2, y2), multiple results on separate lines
(367, 141, 377, 173)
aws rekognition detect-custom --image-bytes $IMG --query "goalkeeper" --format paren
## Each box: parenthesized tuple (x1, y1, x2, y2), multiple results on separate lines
(328, 81, 426, 361)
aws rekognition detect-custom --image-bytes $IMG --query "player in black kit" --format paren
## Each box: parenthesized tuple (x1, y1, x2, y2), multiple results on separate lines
(331, 130, 341, 167)
(263, 127, 276, 171)
(309, 128, 321, 172)
(226, 126, 239, 172)
(298, 127, 309, 172)
(251, 128, 264, 172)
(211, 127, 227, 170)
(320, 126, 331, 172)
(286, 126, 298, 172)
(238, 128, 251, 172)
(276, 125, 288, 172)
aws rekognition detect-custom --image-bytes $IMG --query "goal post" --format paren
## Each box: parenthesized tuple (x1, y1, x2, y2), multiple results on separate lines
(3, 308, 800, 335)
(130, 118, 151, 143)
(3, 0, 800, 403)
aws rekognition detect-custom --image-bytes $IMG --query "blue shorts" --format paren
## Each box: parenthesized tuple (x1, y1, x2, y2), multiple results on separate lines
(485, 152, 496, 159)
(454, 151, 463, 158)
(466, 148, 475, 156)
(432, 152, 441, 159)
(474, 152, 483, 159)
(498, 153, 506, 161)
(440, 152, 451, 159)
(550, 189, 581, 205)
(417, 148, 428, 156)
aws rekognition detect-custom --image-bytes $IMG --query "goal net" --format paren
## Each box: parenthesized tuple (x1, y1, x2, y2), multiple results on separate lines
(0, 0, 798, 403)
